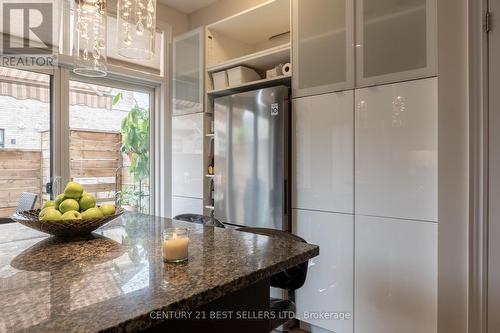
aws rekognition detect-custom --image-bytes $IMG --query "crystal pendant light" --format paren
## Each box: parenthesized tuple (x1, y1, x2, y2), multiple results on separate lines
(73, 0, 107, 77)
(117, 0, 156, 60)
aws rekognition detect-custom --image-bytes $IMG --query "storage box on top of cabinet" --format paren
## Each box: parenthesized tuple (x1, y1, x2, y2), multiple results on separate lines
(227, 66, 261, 86)
(212, 71, 228, 90)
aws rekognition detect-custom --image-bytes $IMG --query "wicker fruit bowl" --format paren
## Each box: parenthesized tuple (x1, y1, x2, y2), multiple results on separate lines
(11, 207, 124, 237)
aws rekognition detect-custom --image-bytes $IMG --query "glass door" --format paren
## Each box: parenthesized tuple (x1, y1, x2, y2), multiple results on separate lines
(0, 67, 54, 217)
(68, 79, 153, 214)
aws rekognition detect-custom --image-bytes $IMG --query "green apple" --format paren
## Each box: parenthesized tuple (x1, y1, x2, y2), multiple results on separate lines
(81, 207, 104, 219)
(40, 209, 62, 221)
(99, 204, 116, 216)
(39, 206, 56, 218)
(55, 194, 65, 207)
(64, 181, 84, 199)
(61, 210, 82, 220)
(79, 193, 96, 211)
(59, 198, 79, 214)
(43, 200, 56, 209)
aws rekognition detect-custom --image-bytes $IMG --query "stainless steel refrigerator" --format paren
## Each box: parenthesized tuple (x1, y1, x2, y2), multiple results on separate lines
(214, 86, 290, 230)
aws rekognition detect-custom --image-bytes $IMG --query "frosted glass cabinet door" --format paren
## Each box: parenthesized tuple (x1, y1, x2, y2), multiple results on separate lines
(356, 0, 437, 87)
(292, 0, 354, 98)
(173, 28, 204, 116)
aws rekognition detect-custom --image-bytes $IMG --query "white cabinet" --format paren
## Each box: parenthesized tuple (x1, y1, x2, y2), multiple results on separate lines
(292, 91, 354, 214)
(172, 113, 203, 199)
(173, 28, 204, 116)
(355, 78, 437, 222)
(292, 0, 354, 97)
(172, 196, 203, 218)
(355, 215, 437, 333)
(355, 0, 437, 87)
(293, 209, 354, 333)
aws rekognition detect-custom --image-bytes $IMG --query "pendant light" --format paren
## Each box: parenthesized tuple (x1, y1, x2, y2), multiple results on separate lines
(73, 0, 107, 77)
(117, 0, 156, 60)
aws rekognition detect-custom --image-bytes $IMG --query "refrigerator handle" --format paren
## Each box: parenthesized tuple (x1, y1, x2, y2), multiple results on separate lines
(284, 179, 288, 215)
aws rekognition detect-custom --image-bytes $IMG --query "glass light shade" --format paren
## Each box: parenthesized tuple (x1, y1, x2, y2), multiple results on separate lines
(73, 0, 107, 77)
(117, 0, 156, 60)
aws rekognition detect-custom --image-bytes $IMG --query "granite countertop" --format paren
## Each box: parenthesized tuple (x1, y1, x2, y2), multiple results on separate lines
(0, 214, 318, 333)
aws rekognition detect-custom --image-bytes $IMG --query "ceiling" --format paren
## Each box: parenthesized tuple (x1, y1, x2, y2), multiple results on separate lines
(158, 0, 219, 14)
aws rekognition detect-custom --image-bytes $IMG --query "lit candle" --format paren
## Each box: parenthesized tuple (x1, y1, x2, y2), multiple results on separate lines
(162, 228, 189, 263)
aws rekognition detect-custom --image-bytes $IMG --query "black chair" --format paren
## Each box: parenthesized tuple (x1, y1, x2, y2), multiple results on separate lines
(236, 227, 309, 332)
(173, 214, 226, 228)
(0, 192, 38, 224)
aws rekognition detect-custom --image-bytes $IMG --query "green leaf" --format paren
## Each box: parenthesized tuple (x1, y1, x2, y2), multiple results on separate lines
(113, 92, 123, 106)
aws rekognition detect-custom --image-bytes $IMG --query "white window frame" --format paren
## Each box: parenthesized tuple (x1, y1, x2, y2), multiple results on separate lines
(0, 128, 4, 148)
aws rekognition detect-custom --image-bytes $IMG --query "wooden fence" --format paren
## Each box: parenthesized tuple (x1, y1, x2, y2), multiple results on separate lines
(0, 129, 150, 217)
(0, 149, 42, 217)
(42, 129, 123, 205)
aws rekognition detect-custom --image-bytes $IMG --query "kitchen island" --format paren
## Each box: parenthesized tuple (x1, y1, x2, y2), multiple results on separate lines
(0, 214, 318, 333)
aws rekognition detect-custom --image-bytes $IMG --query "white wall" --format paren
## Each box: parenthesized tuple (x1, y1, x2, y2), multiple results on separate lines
(0, 97, 49, 150)
(188, 0, 270, 29)
(156, 3, 189, 36)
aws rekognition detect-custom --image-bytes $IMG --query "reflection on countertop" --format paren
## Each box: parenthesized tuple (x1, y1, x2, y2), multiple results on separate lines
(0, 214, 318, 333)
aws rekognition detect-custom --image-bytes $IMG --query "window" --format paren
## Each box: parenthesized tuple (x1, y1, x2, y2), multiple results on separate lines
(69, 80, 153, 214)
(0, 67, 52, 217)
(0, 129, 4, 148)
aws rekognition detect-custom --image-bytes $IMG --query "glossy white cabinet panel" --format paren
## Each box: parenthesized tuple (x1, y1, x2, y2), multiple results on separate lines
(355, 0, 437, 87)
(173, 28, 204, 116)
(293, 209, 353, 333)
(355, 78, 437, 221)
(292, 91, 354, 214)
(171, 196, 203, 218)
(292, 0, 354, 97)
(172, 113, 203, 198)
(355, 215, 437, 333)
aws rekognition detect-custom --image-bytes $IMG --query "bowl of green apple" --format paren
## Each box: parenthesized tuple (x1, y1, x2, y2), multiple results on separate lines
(11, 181, 124, 238)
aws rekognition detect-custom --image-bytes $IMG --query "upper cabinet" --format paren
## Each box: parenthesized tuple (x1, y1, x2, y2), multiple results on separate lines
(173, 28, 204, 116)
(291, 0, 437, 94)
(292, 0, 354, 98)
(355, 0, 437, 87)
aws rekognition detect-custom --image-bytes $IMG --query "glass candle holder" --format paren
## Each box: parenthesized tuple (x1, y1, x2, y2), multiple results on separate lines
(162, 228, 189, 263)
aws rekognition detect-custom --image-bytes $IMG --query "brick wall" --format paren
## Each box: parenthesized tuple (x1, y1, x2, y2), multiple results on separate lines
(0, 96, 129, 150)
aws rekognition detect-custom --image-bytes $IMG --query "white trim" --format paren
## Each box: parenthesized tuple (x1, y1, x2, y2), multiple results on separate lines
(58, 54, 165, 86)
(155, 23, 172, 218)
(53, 68, 71, 186)
(437, 0, 470, 332)
(469, 1, 489, 332)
